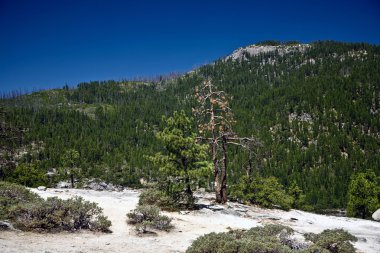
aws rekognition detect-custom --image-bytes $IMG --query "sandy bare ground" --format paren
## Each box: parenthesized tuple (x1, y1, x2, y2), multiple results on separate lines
(1, 188, 379, 253)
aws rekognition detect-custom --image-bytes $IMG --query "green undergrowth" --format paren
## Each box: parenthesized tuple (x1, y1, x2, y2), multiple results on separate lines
(0, 181, 112, 232)
(127, 204, 173, 234)
(186, 224, 357, 253)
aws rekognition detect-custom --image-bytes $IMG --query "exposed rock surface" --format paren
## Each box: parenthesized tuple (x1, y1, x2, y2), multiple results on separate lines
(56, 181, 71, 188)
(83, 181, 123, 192)
(56, 180, 123, 191)
(372, 209, 380, 221)
(1, 189, 380, 253)
(0, 221, 18, 231)
(225, 44, 310, 61)
(37, 186, 47, 191)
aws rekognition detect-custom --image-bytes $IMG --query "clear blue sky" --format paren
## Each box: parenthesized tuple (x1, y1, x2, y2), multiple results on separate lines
(0, 0, 379, 93)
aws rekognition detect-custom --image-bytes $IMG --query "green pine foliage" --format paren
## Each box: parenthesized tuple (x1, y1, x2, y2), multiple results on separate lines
(346, 170, 380, 219)
(230, 176, 294, 210)
(147, 111, 211, 208)
(288, 181, 307, 209)
(8, 163, 47, 187)
(1, 41, 380, 211)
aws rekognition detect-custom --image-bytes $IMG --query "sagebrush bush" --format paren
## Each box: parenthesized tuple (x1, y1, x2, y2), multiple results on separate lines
(187, 225, 294, 253)
(186, 225, 357, 253)
(8, 196, 112, 232)
(90, 215, 112, 233)
(243, 224, 294, 238)
(238, 238, 292, 253)
(186, 232, 239, 253)
(0, 182, 112, 232)
(138, 188, 175, 211)
(127, 204, 173, 233)
(0, 181, 41, 219)
(304, 229, 357, 253)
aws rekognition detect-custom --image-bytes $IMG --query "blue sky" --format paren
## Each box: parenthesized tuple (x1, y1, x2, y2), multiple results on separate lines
(0, 0, 379, 93)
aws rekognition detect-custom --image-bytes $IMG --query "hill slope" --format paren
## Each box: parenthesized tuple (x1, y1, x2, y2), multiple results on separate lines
(1, 40, 380, 210)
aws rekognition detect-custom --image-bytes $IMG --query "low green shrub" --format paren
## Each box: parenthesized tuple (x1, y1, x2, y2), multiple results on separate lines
(90, 215, 112, 233)
(187, 225, 294, 253)
(8, 196, 112, 232)
(186, 225, 357, 253)
(0, 182, 111, 232)
(127, 204, 173, 233)
(238, 238, 292, 253)
(186, 232, 239, 253)
(230, 176, 294, 211)
(138, 188, 175, 211)
(304, 229, 357, 253)
(0, 181, 41, 219)
(243, 224, 294, 238)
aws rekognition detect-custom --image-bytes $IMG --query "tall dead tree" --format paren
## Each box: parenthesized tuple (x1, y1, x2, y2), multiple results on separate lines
(193, 79, 261, 203)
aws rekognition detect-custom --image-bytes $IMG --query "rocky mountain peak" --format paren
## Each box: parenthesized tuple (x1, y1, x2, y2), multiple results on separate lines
(225, 43, 311, 61)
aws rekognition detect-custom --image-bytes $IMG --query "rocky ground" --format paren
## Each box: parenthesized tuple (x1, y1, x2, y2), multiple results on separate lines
(1, 188, 379, 253)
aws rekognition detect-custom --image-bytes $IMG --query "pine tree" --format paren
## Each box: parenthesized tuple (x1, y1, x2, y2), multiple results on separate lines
(62, 149, 80, 188)
(148, 111, 211, 207)
(347, 170, 380, 219)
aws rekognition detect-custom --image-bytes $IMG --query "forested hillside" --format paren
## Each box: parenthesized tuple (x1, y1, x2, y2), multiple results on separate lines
(1, 41, 380, 211)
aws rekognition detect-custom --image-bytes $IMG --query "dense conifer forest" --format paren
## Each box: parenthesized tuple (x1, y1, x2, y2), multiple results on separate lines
(1, 41, 380, 211)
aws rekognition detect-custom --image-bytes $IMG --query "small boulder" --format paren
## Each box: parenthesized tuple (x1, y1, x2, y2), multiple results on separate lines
(57, 181, 71, 188)
(99, 182, 108, 188)
(0, 220, 17, 231)
(89, 182, 103, 191)
(197, 188, 206, 193)
(372, 209, 380, 221)
(106, 184, 116, 191)
(37, 186, 47, 191)
(139, 178, 148, 186)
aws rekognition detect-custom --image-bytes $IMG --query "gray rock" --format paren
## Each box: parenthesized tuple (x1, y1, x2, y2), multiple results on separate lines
(372, 209, 380, 221)
(88, 182, 104, 191)
(45, 171, 56, 177)
(268, 217, 281, 221)
(106, 184, 116, 191)
(139, 178, 148, 186)
(0, 220, 18, 231)
(57, 181, 71, 188)
(197, 188, 206, 193)
(99, 182, 108, 188)
(37, 186, 47, 191)
(221, 209, 242, 217)
(279, 230, 311, 250)
(208, 205, 225, 211)
(179, 211, 190, 215)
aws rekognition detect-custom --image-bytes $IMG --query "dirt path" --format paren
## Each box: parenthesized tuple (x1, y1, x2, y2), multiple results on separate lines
(1, 188, 379, 253)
